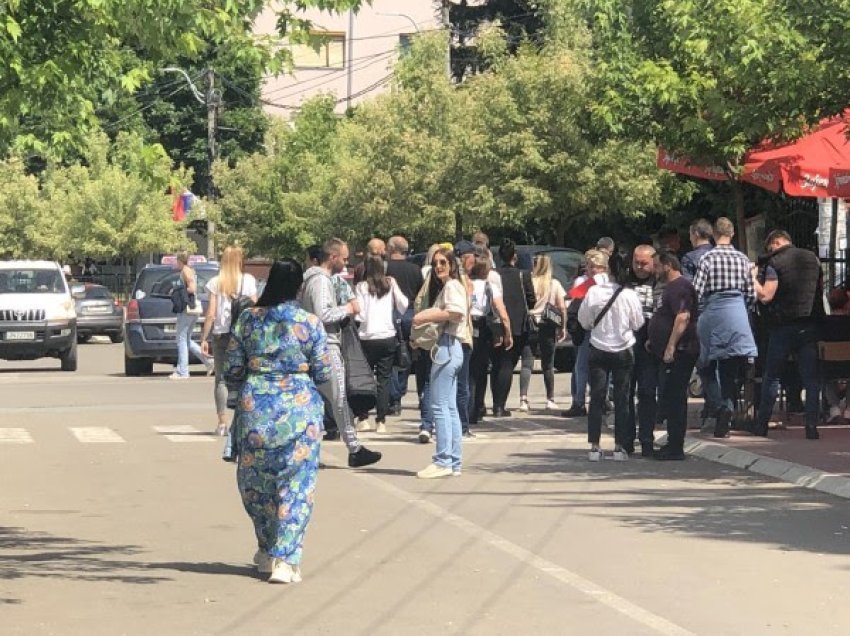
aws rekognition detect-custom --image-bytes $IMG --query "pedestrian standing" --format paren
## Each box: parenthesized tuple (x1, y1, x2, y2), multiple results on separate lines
(201, 245, 258, 435)
(385, 236, 424, 414)
(751, 230, 822, 439)
(413, 247, 471, 478)
(647, 252, 699, 460)
(225, 259, 329, 584)
(578, 252, 645, 461)
(171, 251, 212, 380)
(354, 255, 409, 433)
(626, 244, 660, 457)
(682, 219, 714, 283)
(301, 238, 382, 468)
(692, 217, 758, 438)
(491, 239, 535, 417)
(352, 238, 386, 284)
(519, 255, 567, 412)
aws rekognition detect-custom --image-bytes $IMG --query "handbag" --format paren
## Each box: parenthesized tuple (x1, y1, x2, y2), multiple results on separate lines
(541, 301, 563, 328)
(411, 282, 445, 350)
(519, 271, 538, 337)
(229, 275, 254, 328)
(171, 285, 189, 314)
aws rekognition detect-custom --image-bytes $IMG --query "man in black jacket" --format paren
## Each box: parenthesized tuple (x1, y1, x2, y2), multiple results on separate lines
(386, 235, 423, 414)
(751, 230, 822, 439)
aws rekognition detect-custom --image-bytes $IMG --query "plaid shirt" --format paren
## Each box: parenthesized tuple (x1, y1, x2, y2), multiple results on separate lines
(692, 244, 754, 306)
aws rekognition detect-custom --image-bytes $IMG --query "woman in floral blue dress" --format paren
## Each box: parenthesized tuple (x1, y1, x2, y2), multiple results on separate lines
(225, 259, 330, 584)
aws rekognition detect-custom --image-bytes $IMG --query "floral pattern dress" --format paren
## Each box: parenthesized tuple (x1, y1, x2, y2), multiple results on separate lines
(224, 301, 331, 565)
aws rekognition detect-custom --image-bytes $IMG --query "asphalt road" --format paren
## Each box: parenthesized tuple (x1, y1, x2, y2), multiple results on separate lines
(2, 342, 849, 635)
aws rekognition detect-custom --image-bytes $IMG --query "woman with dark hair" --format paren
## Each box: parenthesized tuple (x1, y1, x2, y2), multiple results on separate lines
(413, 247, 471, 478)
(354, 254, 408, 432)
(225, 259, 331, 585)
(490, 239, 535, 416)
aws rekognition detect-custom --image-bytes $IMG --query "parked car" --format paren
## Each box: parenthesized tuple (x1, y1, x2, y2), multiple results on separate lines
(494, 245, 584, 371)
(0, 260, 77, 371)
(123, 262, 219, 376)
(71, 283, 124, 343)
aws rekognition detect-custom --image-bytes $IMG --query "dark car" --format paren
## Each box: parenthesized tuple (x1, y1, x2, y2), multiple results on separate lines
(494, 245, 584, 371)
(123, 263, 219, 376)
(71, 283, 124, 343)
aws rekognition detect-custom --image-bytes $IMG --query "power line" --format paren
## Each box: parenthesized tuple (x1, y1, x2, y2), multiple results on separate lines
(100, 77, 203, 131)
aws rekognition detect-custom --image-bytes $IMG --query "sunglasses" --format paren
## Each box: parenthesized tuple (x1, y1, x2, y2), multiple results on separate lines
(432, 258, 450, 267)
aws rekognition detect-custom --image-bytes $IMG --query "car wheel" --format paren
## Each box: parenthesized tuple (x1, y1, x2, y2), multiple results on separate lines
(60, 339, 78, 372)
(77, 333, 92, 344)
(109, 332, 124, 344)
(124, 355, 153, 376)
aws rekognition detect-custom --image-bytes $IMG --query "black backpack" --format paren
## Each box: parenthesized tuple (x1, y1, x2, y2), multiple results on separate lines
(566, 297, 586, 346)
(229, 276, 254, 330)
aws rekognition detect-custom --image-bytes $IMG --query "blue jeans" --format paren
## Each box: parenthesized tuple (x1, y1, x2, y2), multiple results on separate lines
(570, 338, 590, 407)
(390, 306, 414, 404)
(757, 322, 820, 427)
(457, 344, 471, 434)
(175, 312, 203, 377)
(431, 335, 463, 469)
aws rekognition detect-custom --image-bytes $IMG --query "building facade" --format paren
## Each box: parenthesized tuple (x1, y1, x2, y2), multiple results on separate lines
(255, 1, 443, 116)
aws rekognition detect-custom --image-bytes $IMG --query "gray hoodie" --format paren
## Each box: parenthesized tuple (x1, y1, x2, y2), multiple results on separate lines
(301, 266, 350, 345)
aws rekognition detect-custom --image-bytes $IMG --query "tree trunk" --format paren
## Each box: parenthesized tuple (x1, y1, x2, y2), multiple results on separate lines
(732, 180, 748, 255)
(455, 211, 463, 242)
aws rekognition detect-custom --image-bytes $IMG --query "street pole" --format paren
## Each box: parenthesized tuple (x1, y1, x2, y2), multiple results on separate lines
(346, 10, 355, 111)
(205, 68, 219, 260)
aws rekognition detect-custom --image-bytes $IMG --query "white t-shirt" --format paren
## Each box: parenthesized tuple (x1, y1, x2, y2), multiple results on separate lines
(205, 273, 258, 335)
(355, 279, 409, 340)
(577, 281, 645, 353)
(437, 279, 472, 345)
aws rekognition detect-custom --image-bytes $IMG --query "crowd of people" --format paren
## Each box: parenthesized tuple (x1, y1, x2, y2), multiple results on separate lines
(199, 217, 834, 585)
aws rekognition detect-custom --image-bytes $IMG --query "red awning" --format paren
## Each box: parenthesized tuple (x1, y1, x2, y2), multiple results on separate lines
(658, 112, 850, 198)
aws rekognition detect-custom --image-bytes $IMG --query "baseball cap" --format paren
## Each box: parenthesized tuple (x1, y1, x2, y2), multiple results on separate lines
(454, 240, 476, 256)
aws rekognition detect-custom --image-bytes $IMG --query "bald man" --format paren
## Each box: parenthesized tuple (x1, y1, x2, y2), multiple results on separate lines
(625, 243, 661, 457)
(352, 238, 387, 284)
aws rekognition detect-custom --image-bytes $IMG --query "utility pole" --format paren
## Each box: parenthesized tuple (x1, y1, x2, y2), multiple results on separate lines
(205, 68, 219, 260)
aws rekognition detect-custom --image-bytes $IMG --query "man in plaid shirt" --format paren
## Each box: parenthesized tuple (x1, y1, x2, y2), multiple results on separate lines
(692, 218, 758, 437)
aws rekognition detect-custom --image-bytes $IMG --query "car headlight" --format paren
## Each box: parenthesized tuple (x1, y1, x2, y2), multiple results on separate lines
(46, 298, 76, 321)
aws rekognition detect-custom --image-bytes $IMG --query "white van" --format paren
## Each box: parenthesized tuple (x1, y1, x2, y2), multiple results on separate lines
(0, 260, 78, 371)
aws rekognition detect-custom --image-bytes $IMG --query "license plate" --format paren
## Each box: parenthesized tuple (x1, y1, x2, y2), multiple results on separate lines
(163, 324, 176, 334)
(85, 306, 112, 314)
(6, 331, 35, 341)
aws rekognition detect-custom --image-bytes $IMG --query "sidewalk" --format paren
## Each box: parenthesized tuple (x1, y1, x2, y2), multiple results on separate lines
(679, 404, 850, 499)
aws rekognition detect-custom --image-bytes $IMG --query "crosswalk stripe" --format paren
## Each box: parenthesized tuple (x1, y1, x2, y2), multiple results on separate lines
(69, 427, 126, 443)
(153, 424, 216, 443)
(0, 428, 34, 443)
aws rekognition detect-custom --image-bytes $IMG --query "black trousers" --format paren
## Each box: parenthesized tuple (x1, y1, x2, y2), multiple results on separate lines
(469, 319, 492, 421)
(360, 337, 397, 423)
(490, 333, 525, 410)
(628, 334, 659, 447)
(588, 346, 634, 447)
(657, 352, 698, 450)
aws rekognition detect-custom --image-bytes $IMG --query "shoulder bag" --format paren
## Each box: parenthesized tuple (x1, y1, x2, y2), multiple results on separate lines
(229, 275, 254, 330)
(391, 285, 412, 371)
(592, 286, 624, 331)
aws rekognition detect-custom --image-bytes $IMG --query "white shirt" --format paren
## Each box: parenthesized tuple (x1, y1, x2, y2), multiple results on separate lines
(355, 279, 409, 340)
(578, 279, 645, 353)
(487, 270, 504, 298)
(205, 273, 258, 334)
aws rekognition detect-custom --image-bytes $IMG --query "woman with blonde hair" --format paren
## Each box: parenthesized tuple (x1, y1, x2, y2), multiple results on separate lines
(519, 255, 567, 412)
(201, 245, 258, 435)
(171, 251, 212, 380)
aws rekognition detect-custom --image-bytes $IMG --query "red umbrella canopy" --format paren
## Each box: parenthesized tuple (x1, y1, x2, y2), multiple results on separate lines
(658, 112, 850, 198)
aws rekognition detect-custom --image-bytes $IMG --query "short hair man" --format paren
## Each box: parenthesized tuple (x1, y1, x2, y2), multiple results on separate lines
(647, 251, 699, 459)
(692, 217, 758, 438)
(682, 219, 714, 282)
(301, 238, 381, 467)
(751, 230, 822, 439)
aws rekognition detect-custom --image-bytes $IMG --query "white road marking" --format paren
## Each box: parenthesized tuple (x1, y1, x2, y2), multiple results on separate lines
(70, 427, 126, 443)
(328, 453, 695, 636)
(0, 403, 210, 414)
(153, 424, 216, 443)
(0, 428, 34, 443)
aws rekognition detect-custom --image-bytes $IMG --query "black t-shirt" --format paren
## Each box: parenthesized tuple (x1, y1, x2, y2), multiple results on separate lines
(647, 276, 699, 359)
(386, 259, 424, 302)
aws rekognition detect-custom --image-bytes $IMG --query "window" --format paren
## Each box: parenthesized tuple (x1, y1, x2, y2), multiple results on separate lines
(291, 32, 345, 69)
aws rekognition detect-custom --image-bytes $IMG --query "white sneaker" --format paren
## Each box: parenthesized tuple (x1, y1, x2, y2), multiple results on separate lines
(416, 463, 453, 479)
(168, 372, 189, 380)
(254, 550, 273, 574)
(452, 470, 462, 477)
(519, 399, 530, 412)
(612, 446, 630, 461)
(588, 446, 603, 462)
(268, 558, 294, 584)
(375, 421, 387, 434)
(829, 406, 842, 423)
(418, 429, 431, 444)
(546, 400, 559, 411)
(356, 418, 373, 433)
(291, 566, 302, 583)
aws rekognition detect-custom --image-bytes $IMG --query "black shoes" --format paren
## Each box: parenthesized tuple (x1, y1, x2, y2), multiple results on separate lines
(492, 407, 511, 418)
(561, 405, 587, 417)
(749, 420, 769, 437)
(323, 430, 340, 441)
(714, 407, 732, 438)
(348, 446, 382, 468)
(654, 445, 686, 461)
(641, 443, 654, 458)
(387, 402, 402, 416)
(805, 425, 820, 440)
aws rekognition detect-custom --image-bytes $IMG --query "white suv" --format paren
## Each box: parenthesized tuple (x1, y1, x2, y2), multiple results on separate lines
(0, 260, 78, 371)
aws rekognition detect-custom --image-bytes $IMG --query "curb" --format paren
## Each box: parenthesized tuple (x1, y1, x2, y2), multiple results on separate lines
(675, 436, 850, 500)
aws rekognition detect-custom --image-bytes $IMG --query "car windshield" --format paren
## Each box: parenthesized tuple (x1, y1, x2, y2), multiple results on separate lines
(0, 269, 65, 294)
(134, 268, 217, 297)
(83, 287, 112, 300)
